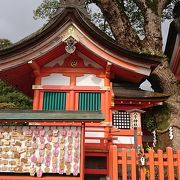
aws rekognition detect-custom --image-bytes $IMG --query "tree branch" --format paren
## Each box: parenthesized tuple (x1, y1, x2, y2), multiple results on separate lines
(132, 0, 164, 54)
(158, 0, 172, 15)
(94, 0, 141, 51)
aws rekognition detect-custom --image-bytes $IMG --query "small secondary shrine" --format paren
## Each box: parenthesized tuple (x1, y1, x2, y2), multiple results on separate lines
(0, 2, 168, 180)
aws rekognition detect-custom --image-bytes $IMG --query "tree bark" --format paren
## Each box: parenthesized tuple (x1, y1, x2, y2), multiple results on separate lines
(150, 60, 180, 150)
(94, 0, 141, 51)
(133, 0, 171, 54)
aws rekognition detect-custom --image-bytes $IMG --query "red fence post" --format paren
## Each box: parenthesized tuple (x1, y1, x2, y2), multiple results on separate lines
(131, 149, 137, 180)
(166, 147, 175, 180)
(122, 148, 127, 180)
(80, 123, 85, 180)
(177, 150, 180, 180)
(109, 145, 118, 180)
(115, 147, 179, 180)
(157, 149, 164, 180)
(109, 145, 113, 180)
(140, 166, 146, 180)
(112, 145, 118, 180)
(149, 149, 155, 180)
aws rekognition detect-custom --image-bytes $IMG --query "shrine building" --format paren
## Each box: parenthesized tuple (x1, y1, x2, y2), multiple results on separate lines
(0, 3, 168, 180)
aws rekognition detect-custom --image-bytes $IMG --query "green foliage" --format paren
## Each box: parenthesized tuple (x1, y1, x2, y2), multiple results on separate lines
(0, 39, 12, 49)
(33, 0, 60, 20)
(162, 0, 180, 20)
(0, 103, 16, 109)
(122, 0, 145, 37)
(154, 104, 171, 130)
(90, 11, 113, 37)
(0, 80, 32, 109)
(142, 110, 157, 132)
(142, 104, 171, 132)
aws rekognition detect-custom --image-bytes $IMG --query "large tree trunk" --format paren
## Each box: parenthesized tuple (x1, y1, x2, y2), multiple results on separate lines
(150, 60, 180, 150)
(95, 0, 180, 150)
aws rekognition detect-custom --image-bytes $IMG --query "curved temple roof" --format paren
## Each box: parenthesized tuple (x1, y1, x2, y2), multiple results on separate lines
(0, 8, 163, 96)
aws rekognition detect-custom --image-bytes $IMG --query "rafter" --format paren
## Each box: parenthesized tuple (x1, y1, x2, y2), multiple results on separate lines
(28, 60, 40, 77)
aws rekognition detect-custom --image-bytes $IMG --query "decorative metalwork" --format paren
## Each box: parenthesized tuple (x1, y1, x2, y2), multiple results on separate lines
(65, 37, 77, 54)
(71, 60, 77, 67)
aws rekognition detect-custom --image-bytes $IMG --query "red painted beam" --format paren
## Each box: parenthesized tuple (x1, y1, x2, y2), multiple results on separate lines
(85, 169, 107, 175)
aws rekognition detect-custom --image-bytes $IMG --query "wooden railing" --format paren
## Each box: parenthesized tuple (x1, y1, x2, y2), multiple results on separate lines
(109, 145, 180, 180)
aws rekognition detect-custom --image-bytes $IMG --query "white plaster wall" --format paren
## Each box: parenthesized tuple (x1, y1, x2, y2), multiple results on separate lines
(78, 52, 102, 68)
(76, 74, 104, 86)
(41, 73, 70, 86)
(113, 136, 134, 144)
(44, 53, 69, 67)
(85, 127, 104, 144)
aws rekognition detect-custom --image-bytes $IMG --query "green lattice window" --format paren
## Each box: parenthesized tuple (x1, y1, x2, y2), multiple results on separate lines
(78, 92, 101, 111)
(43, 92, 66, 110)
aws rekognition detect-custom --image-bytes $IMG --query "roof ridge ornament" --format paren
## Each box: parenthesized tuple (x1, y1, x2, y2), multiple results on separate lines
(59, 0, 89, 18)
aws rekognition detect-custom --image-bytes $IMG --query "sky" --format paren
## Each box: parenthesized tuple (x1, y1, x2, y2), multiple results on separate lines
(0, 0, 45, 43)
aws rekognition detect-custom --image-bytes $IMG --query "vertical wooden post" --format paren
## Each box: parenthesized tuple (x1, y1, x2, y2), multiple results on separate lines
(109, 145, 118, 180)
(66, 92, 71, 110)
(177, 150, 180, 180)
(33, 90, 40, 110)
(105, 91, 110, 121)
(140, 167, 146, 180)
(128, 109, 145, 148)
(33, 76, 41, 110)
(137, 127, 143, 145)
(166, 147, 175, 180)
(131, 149, 137, 180)
(75, 92, 79, 110)
(80, 123, 85, 180)
(122, 148, 127, 180)
(101, 92, 106, 119)
(149, 149, 155, 180)
(38, 91, 44, 110)
(109, 145, 113, 180)
(157, 149, 164, 180)
(69, 90, 75, 110)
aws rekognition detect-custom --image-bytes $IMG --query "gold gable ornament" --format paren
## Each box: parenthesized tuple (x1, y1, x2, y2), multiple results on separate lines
(65, 36, 77, 54)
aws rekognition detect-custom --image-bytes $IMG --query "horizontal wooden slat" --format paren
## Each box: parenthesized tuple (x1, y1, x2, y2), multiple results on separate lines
(85, 169, 107, 175)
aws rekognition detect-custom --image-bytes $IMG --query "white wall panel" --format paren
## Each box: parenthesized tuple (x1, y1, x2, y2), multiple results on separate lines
(41, 73, 70, 86)
(76, 74, 104, 86)
(113, 136, 134, 144)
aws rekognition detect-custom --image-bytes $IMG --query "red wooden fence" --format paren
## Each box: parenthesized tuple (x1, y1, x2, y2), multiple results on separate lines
(109, 145, 180, 180)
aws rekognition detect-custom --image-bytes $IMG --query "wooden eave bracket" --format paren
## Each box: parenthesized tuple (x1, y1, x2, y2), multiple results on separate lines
(105, 62, 112, 78)
(28, 60, 40, 76)
(32, 85, 43, 90)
